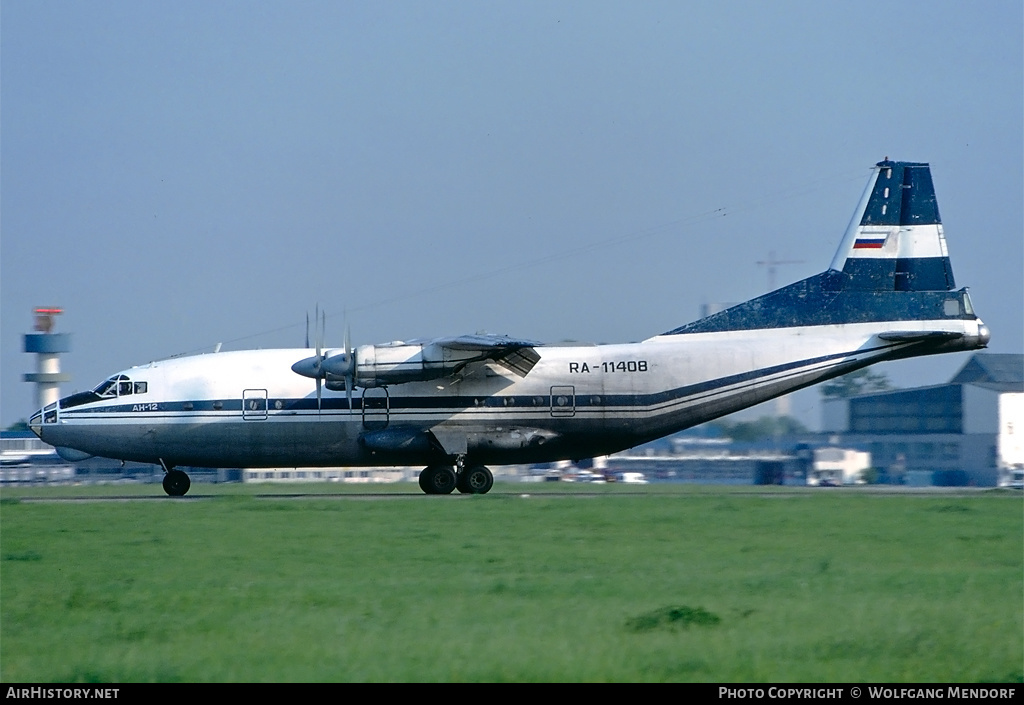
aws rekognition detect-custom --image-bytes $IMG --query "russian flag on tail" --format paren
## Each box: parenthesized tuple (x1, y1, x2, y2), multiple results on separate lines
(853, 237, 886, 249)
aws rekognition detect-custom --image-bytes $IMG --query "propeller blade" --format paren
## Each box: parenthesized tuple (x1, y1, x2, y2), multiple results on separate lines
(344, 324, 353, 412)
(315, 304, 322, 357)
(316, 306, 324, 415)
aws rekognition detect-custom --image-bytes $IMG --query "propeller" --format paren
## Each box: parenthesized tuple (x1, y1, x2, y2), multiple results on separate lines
(290, 306, 327, 414)
(291, 308, 362, 414)
(322, 323, 357, 412)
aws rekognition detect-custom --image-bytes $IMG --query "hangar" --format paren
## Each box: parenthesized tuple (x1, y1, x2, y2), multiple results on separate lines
(823, 353, 1023, 486)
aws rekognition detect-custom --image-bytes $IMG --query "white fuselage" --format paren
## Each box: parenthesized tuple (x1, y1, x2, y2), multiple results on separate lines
(31, 315, 989, 469)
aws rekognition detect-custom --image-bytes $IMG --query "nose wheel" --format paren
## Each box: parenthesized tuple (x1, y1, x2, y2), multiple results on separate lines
(162, 469, 191, 497)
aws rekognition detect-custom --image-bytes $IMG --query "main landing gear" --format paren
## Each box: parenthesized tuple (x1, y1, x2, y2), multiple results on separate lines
(418, 460, 493, 495)
(160, 460, 191, 497)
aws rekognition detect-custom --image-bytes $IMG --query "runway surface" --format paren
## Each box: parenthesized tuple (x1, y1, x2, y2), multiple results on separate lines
(6, 485, 1016, 502)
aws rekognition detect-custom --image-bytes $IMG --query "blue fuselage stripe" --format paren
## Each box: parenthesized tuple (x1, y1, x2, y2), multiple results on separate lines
(59, 343, 892, 420)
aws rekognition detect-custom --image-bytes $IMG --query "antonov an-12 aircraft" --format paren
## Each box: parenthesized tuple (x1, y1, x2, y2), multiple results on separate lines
(31, 159, 990, 496)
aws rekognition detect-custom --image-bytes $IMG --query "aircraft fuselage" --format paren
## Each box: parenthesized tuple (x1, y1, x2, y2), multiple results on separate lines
(33, 313, 988, 470)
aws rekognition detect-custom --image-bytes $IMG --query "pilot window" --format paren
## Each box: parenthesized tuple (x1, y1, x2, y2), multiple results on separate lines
(93, 377, 122, 398)
(93, 375, 147, 398)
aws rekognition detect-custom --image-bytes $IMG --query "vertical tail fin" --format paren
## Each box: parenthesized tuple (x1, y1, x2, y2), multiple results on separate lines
(662, 157, 984, 337)
(830, 159, 956, 292)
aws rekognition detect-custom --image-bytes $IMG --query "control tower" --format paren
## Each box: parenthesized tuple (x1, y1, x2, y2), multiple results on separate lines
(23, 308, 72, 409)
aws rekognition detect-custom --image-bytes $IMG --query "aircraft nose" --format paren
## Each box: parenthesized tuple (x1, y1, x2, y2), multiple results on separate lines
(28, 402, 60, 441)
(28, 409, 43, 438)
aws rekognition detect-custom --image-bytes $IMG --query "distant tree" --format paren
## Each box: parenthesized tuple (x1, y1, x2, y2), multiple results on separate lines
(709, 415, 808, 442)
(860, 467, 880, 485)
(820, 368, 894, 399)
(5, 419, 29, 432)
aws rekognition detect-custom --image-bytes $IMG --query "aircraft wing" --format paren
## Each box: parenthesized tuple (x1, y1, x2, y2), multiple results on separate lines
(427, 334, 542, 377)
(425, 333, 539, 350)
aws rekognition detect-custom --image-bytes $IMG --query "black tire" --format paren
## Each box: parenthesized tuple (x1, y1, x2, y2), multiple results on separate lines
(162, 469, 191, 497)
(419, 465, 456, 495)
(461, 465, 493, 494)
(419, 468, 433, 494)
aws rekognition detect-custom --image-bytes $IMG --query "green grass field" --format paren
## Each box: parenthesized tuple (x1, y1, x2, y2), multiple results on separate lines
(1, 484, 1021, 682)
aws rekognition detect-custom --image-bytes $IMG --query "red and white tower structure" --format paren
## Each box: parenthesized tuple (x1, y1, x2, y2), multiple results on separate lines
(23, 307, 72, 410)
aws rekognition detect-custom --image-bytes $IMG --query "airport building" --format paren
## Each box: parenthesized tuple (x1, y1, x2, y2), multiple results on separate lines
(822, 353, 1023, 486)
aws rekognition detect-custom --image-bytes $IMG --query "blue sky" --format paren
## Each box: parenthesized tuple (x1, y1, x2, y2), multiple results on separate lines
(3, 1, 1021, 427)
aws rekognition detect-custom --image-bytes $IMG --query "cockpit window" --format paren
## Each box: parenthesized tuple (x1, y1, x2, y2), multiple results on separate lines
(93, 375, 146, 398)
(94, 378, 119, 398)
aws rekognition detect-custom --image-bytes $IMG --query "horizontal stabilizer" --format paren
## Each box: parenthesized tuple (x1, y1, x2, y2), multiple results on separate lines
(878, 331, 964, 342)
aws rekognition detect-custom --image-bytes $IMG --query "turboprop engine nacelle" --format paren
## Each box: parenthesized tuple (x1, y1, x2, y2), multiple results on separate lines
(321, 342, 487, 388)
